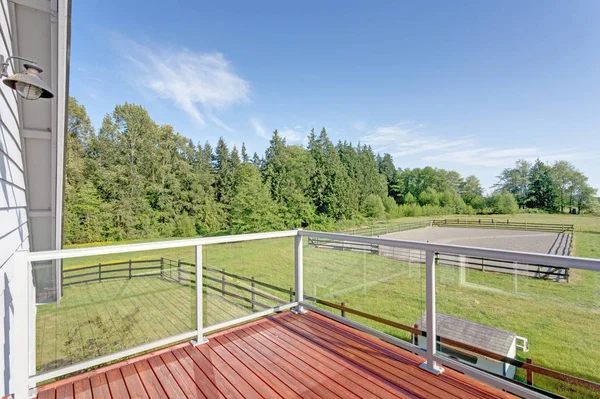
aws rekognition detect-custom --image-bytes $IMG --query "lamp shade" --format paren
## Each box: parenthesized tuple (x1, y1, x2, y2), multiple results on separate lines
(2, 63, 53, 99)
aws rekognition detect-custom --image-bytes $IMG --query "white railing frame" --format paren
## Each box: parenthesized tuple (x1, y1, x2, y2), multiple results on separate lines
(21, 230, 298, 392)
(14, 228, 600, 399)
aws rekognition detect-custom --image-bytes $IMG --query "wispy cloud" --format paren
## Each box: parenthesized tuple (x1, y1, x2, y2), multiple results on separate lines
(363, 122, 594, 168)
(118, 38, 250, 129)
(279, 128, 304, 143)
(251, 118, 269, 139)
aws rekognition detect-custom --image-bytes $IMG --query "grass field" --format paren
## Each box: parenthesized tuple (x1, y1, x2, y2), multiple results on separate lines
(39, 213, 599, 398)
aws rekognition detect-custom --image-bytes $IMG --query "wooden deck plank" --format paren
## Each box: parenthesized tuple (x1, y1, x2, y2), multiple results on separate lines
(253, 318, 418, 399)
(191, 344, 265, 399)
(120, 364, 149, 399)
(276, 313, 466, 399)
(181, 345, 246, 399)
(159, 351, 207, 399)
(306, 312, 517, 399)
(170, 348, 230, 398)
(35, 311, 517, 399)
(285, 312, 514, 399)
(146, 355, 187, 398)
(36, 388, 55, 399)
(251, 321, 412, 399)
(106, 369, 130, 399)
(300, 312, 516, 399)
(55, 382, 74, 399)
(209, 336, 290, 399)
(72, 378, 92, 399)
(243, 323, 367, 399)
(232, 327, 348, 399)
(219, 332, 324, 399)
(214, 334, 305, 399)
(89, 374, 111, 399)
(133, 360, 167, 399)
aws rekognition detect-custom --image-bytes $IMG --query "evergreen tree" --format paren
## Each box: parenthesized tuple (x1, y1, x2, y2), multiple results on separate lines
(229, 164, 284, 233)
(527, 159, 556, 210)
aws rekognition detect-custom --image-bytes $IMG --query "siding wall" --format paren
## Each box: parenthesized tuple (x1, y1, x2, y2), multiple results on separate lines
(0, 0, 27, 395)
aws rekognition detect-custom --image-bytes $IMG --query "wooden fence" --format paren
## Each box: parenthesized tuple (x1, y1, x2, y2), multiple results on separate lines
(62, 258, 293, 310)
(339, 220, 432, 237)
(308, 236, 570, 282)
(431, 218, 575, 234)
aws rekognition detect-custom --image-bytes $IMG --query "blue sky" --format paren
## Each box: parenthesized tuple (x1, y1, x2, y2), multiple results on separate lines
(69, 1, 600, 191)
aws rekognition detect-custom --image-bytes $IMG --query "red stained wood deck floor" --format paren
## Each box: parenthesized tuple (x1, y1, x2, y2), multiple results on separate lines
(36, 311, 517, 399)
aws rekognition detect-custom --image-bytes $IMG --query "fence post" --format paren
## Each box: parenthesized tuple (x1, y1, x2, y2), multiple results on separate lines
(251, 277, 256, 310)
(526, 358, 534, 385)
(221, 269, 226, 296)
(177, 260, 181, 284)
(160, 258, 164, 277)
(562, 223, 564, 233)
(289, 287, 294, 302)
(292, 230, 307, 314)
(14, 250, 34, 398)
(420, 250, 443, 375)
(193, 245, 208, 346)
(129, 259, 132, 279)
(341, 302, 346, 318)
(98, 263, 102, 282)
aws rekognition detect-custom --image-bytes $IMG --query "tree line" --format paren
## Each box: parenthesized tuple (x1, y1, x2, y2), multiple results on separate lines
(494, 159, 597, 214)
(64, 97, 598, 244)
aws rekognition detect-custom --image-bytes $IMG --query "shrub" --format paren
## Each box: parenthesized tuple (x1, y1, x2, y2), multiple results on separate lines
(364, 194, 386, 218)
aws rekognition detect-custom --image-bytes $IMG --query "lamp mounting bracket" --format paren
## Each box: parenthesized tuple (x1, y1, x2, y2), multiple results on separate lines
(0, 55, 41, 77)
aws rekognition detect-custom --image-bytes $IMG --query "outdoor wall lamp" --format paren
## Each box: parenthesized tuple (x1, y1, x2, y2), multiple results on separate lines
(0, 55, 54, 99)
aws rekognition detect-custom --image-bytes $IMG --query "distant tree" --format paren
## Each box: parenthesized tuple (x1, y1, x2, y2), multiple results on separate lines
(495, 159, 531, 207)
(241, 142, 249, 163)
(487, 191, 519, 214)
(551, 161, 575, 213)
(527, 159, 555, 211)
(418, 187, 440, 206)
(459, 175, 483, 206)
(403, 192, 417, 205)
(364, 194, 386, 218)
(229, 164, 284, 233)
(378, 153, 396, 184)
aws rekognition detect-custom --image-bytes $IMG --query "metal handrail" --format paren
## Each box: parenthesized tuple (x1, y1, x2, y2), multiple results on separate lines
(15, 228, 600, 399)
(300, 230, 600, 271)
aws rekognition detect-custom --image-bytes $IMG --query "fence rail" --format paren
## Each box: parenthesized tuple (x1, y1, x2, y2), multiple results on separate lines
(340, 220, 432, 237)
(61, 257, 293, 311)
(308, 237, 570, 281)
(431, 219, 575, 233)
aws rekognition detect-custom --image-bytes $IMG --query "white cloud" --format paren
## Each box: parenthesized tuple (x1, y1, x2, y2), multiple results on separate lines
(251, 118, 269, 139)
(119, 39, 250, 128)
(280, 128, 304, 143)
(352, 121, 367, 131)
(363, 122, 593, 169)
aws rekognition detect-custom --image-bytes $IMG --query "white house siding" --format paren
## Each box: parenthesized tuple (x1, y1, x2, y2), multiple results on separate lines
(0, 0, 28, 395)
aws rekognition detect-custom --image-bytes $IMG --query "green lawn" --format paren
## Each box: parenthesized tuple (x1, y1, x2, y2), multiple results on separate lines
(44, 213, 599, 398)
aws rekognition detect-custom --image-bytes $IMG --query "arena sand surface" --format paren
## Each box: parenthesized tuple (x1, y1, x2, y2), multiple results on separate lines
(382, 227, 571, 255)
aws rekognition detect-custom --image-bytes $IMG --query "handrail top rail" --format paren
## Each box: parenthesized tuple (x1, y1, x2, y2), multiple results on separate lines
(24, 227, 599, 272)
(26, 230, 299, 262)
(300, 230, 600, 271)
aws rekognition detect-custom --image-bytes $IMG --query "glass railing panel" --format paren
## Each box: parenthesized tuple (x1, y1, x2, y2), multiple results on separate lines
(434, 251, 600, 399)
(203, 237, 294, 329)
(303, 235, 426, 344)
(34, 245, 196, 374)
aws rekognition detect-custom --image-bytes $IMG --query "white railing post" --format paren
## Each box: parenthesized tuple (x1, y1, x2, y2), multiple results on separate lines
(192, 245, 208, 346)
(292, 230, 306, 314)
(14, 250, 35, 398)
(420, 250, 444, 375)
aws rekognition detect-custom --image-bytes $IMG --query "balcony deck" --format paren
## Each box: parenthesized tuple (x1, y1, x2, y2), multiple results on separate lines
(35, 311, 516, 399)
